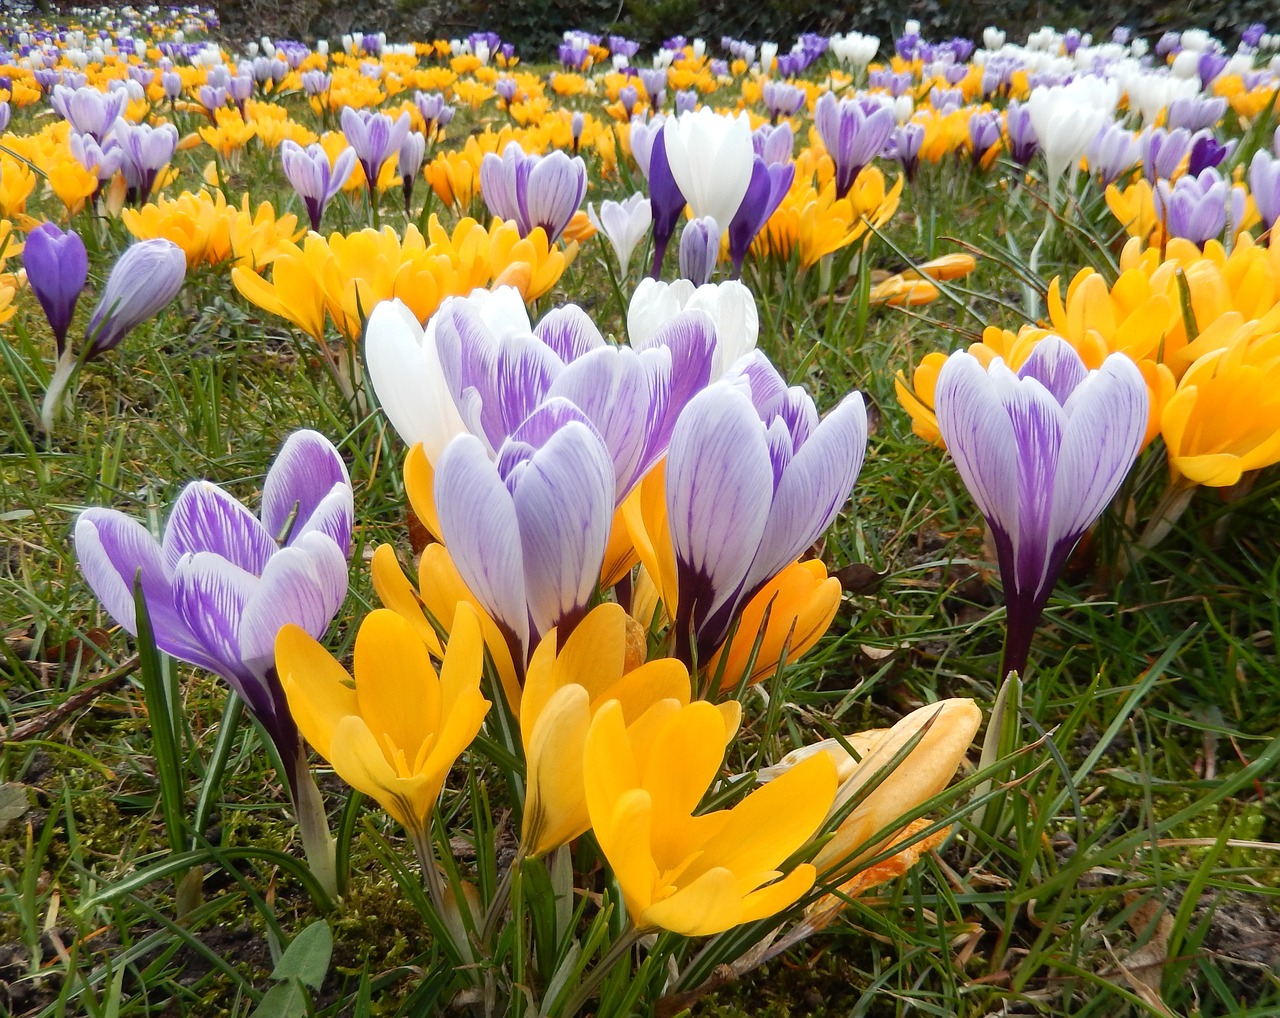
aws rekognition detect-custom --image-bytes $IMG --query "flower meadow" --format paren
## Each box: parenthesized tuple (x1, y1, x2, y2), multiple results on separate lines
(1, 5, 1280, 1015)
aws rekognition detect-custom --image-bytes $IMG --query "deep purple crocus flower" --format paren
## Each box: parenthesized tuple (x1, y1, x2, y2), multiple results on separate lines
(1187, 133, 1231, 176)
(85, 239, 187, 358)
(479, 142, 587, 243)
(968, 110, 1001, 168)
(726, 157, 793, 275)
(630, 115, 687, 277)
(664, 353, 867, 665)
(75, 429, 352, 791)
(339, 106, 411, 201)
(933, 338, 1147, 679)
(23, 223, 88, 355)
(813, 91, 895, 199)
(280, 139, 356, 232)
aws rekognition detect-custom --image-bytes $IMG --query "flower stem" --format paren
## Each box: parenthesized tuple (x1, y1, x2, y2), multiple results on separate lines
(559, 924, 642, 1017)
(290, 744, 338, 901)
(39, 345, 78, 435)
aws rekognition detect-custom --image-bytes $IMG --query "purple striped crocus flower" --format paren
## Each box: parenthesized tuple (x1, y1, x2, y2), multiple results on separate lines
(813, 91, 895, 199)
(280, 139, 356, 232)
(50, 84, 127, 142)
(75, 430, 353, 791)
(933, 338, 1147, 679)
(434, 401, 615, 669)
(85, 239, 186, 358)
(339, 106, 411, 202)
(112, 120, 178, 204)
(479, 142, 587, 244)
(664, 354, 868, 664)
(678, 216, 720, 285)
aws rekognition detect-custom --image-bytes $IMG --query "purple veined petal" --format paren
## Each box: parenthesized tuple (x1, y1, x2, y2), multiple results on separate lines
(933, 353, 1021, 539)
(171, 551, 262, 697)
(534, 304, 606, 362)
(747, 392, 868, 592)
(547, 348, 652, 501)
(293, 484, 356, 553)
(666, 383, 774, 626)
(493, 334, 565, 446)
(74, 509, 221, 672)
(1016, 336, 1089, 406)
(238, 531, 350, 679)
(988, 363, 1067, 600)
(634, 308, 718, 470)
(502, 396, 599, 457)
(1048, 354, 1147, 558)
(510, 421, 615, 642)
(725, 349, 790, 417)
(327, 146, 358, 201)
(435, 434, 530, 655)
(162, 481, 277, 577)
(261, 430, 352, 552)
(480, 147, 522, 223)
(520, 151, 587, 242)
(366, 298, 468, 462)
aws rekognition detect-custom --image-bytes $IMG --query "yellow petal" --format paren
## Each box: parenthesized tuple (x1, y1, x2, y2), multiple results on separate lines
(371, 544, 445, 657)
(275, 623, 358, 761)
(353, 609, 443, 767)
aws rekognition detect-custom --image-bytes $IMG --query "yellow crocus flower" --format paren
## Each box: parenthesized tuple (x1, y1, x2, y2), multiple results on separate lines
(520, 603, 695, 857)
(277, 606, 490, 842)
(231, 233, 330, 340)
(45, 156, 98, 216)
(0, 154, 36, 217)
(584, 697, 835, 936)
(706, 559, 842, 691)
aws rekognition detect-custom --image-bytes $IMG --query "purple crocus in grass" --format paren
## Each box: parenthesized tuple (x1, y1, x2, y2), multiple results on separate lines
(398, 131, 426, 213)
(1154, 168, 1243, 246)
(280, 139, 356, 233)
(0, 101, 10, 134)
(75, 430, 352, 782)
(479, 142, 587, 244)
(813, 91, 895, 199)
(434, 400, 615, 669)
(968, 109, 1001, 168)
(933, 338, 1147, 679)
(50, 84, 127, 142)
(726, 156, 793, 275)
(887, 122, 925, 181)
(762, 80, 806, 124)
(75, 430, 351, 892)
(630, 115, 687, 277)
(664, 353, 867, 665)
(1187, 133, 1232, 177)
(23, 223, 88, 355)
(1138, 127, 1193, 183)
(339, 106, 411, 204)
(1004, 100, 1039, 168)
(1087, 122, 1138, 187)
(86, 239, 187, 358)
(112, 120, 178, 204)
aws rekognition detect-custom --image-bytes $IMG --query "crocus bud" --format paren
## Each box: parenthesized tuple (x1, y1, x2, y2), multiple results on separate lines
(23, 223, 89, 355)
(162, 70, 182, 99)
(678, 216, 720, 285)
(85, 239, 187, 358)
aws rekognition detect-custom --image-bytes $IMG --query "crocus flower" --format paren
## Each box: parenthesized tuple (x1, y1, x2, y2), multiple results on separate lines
(340, 106, 411, 202)
(1024, 82, 1113, 201)
(584, 697, 836, 936)
(1154, 168, 1242, 246)
(75, 429, 353, 789)
(657, 355, 867, 664)
(85, 239, 186, 358)
(627, 277, 758, 377)
(50, 84, 127, 142)
(280, 139, 356, 232)
(479, 142, 587, 244)
(678, 216, 719, 285)
(932, 338, 1147, 678)
(398, 131, 427, 213)
(434, 400, 616, 668)
(1087, 122, 1138, 188)
(277, 605, 489, 847)
(1138, 126, 1193, 183)
(629, 115, 686, 276)
(519, 602, 695, 857)
(1250, 150, 1280, 231)
(726, 157, 793, 275)
(586, 193, 652, 278)
(813, 92, 895, 199)
(1003, 100, 1038, 168)
(112, 120, 178, 204)
(23, 222, 87, 354)
(662, 108, 755, 231)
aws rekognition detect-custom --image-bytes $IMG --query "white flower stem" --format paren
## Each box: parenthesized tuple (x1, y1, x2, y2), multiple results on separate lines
(290, 744, 338, 900)
(39, 346, 79, 435)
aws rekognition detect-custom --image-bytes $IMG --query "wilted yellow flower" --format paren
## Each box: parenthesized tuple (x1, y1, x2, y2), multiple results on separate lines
(277, 606, 490, 841)
(520, 603, 694, 857)
(812, 698, 981, 876)
(584, 697, 836, 936)
(706, 559, 841, 691)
